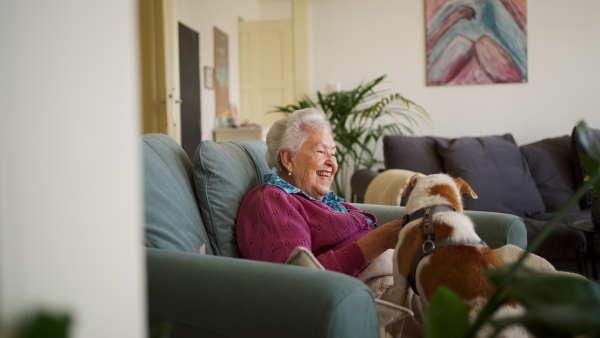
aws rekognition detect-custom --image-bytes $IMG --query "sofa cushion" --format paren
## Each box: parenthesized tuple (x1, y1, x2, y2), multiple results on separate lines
(520, 136, 580, 212)
(383, 135, 447, 174)
(142, 133, 213, 254)
(193, 140, 274, 257)
(436, 134, 545, 218)
(571, 126, 600, 209)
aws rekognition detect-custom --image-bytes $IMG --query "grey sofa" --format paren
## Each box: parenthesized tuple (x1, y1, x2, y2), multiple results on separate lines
(352, 128, 600, 275)
(142, 133, 527, 337)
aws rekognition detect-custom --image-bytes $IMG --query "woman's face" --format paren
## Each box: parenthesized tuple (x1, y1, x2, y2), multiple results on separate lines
(283, 129, 338, 201)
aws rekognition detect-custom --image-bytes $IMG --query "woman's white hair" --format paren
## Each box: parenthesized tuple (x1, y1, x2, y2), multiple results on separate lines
(266, 108, 332, 173)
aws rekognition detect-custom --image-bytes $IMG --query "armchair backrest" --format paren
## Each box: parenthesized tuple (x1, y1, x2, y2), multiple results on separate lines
(192, 139, 274, 257)
(142, 133, 273, 257)
(142, 133, 214, 254)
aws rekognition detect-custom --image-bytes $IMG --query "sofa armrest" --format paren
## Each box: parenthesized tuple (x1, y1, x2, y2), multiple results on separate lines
(146, 248, 379, 338)
(350, 203, 527, 250)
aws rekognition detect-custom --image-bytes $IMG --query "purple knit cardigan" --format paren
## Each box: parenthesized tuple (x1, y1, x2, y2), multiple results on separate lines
(236, 184, 377, 276)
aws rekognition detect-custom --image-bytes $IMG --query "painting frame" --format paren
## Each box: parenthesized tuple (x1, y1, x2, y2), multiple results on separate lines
(214, 26, 230, 118)
(425, 0, 528, 86)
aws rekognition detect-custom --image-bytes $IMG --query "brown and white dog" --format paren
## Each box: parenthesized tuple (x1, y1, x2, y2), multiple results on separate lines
(391, 173, 528, 337)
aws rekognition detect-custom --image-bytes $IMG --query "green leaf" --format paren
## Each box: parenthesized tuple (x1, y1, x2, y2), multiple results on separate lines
(467, 121, 600, 337)
(577, 121, 600, 163)
(576, 120, 600, 197)
(425, 287, 470, 338)
(16, 311, 71, 338)
(150, 321, 173, 338)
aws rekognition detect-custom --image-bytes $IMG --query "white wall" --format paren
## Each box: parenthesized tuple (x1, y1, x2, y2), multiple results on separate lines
(0, 1, 146, 337)
(259, 0, 292, 20)
(311, 0, 600, 146)
(178, 0, 262, 141)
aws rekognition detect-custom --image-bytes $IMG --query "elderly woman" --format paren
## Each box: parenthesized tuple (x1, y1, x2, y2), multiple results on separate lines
(236, 108, 403, 277)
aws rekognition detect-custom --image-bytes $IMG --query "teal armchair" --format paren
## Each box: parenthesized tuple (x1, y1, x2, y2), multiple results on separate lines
(142, 133, 527, 338)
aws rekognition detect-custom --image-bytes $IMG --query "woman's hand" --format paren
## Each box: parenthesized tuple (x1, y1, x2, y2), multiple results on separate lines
(355, 219, 403, 263)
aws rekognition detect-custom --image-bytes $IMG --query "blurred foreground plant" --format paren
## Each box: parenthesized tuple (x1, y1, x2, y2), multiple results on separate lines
(425, 120, 600, 338)
(14, 310, 71, 338)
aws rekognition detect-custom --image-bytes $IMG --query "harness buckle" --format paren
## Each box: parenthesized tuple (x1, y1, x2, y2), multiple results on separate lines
(422, 239, 435, 254)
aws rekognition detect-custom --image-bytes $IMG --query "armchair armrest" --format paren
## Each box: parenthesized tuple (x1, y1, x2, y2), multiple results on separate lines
(463, 210, 527, 250)
(351, 203, 527, 250)
(146, 248, 379, 338)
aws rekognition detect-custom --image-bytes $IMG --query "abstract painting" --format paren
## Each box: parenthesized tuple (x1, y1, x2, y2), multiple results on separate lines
(426, 0, 527, 86)
(214, 26, 230, 117)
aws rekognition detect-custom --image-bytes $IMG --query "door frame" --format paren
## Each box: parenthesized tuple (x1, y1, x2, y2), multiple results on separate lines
(140, 0, 181, 143)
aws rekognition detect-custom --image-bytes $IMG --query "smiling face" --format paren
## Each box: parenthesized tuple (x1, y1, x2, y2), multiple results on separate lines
(281, 128, 338, 201)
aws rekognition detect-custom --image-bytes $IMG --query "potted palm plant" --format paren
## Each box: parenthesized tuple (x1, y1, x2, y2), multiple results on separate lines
(272, 74, 430, 199)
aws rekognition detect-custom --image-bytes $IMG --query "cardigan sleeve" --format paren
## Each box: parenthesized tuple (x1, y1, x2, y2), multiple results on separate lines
(236, 186, 369, 276)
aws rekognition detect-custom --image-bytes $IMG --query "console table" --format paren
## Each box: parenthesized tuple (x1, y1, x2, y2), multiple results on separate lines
(213, 127, 268, 142)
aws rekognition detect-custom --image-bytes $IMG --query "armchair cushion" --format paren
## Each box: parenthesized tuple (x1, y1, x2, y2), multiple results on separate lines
(192, 140, 274, 257)
(142, 134, 213, 254)
(436, 134, 545, 218)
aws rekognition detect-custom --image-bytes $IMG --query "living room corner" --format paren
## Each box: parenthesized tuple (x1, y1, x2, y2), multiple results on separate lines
(2, 0, 600, 337)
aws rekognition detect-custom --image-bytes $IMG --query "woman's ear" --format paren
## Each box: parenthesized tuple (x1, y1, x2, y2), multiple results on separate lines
(280, 150, 293, 172)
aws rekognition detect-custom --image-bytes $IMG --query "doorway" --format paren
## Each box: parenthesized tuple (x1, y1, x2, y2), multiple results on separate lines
(178, 22, 201, 159)
(239, 20, 293, 128)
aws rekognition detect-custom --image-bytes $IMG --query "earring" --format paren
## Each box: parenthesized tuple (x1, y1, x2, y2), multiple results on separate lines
(288, 171, 292, 176)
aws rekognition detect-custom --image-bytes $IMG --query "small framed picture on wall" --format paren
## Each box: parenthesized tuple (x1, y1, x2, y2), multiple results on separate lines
(204, 66, 214, 89)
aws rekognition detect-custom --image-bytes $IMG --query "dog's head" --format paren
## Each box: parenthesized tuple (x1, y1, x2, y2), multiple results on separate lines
(401, 173, 477, 213)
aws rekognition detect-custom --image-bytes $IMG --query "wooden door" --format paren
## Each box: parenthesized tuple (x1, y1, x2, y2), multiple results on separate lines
(239, 20, 294, 128)
(178, 22, 201, 159)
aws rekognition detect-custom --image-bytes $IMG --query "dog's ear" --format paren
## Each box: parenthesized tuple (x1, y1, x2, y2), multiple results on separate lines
(455, 177, 478, 199)
(402, 173, 424, 197)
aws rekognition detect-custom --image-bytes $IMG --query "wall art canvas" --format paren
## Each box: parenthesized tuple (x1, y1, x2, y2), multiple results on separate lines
(214, 26, 230, 117)
(426, 0, 527, 86)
